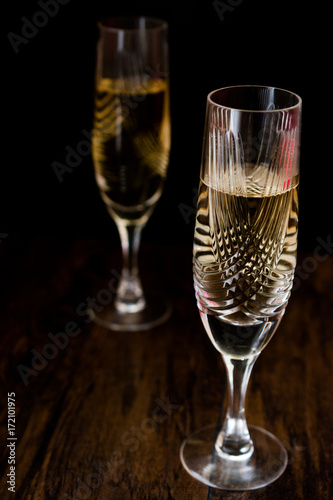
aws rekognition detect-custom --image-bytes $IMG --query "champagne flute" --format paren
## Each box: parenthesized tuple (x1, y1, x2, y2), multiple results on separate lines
(180, 85, 302, 490)
(90, 17, 171, 331)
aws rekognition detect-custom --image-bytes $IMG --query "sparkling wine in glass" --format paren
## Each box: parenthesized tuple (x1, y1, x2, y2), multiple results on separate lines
(90, 17, 171, 330)
(180, 85, 302, 490)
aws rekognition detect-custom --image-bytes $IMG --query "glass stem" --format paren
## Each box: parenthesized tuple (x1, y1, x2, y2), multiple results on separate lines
(115, 222, 146, 313)
(216, 355, 259, 460)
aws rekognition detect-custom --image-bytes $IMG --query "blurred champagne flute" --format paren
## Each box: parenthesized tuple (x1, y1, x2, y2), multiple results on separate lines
(90, 17, 171, 330)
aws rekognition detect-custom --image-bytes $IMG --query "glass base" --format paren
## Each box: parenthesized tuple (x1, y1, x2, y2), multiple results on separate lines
(180, 424, 288, 491)
(87, 291, 172, 331)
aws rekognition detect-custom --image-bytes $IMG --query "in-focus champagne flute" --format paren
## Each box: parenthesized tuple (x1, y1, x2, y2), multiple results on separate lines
(180, 85, 302, 490)
(90, 17, 171, 331)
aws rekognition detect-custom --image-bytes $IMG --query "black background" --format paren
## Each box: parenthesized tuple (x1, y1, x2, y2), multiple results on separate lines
(3, 0, 331, 252)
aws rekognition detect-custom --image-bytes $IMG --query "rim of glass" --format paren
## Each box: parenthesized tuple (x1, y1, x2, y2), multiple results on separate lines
(208, 85, 302, 113)
(98, 16, 168, 33)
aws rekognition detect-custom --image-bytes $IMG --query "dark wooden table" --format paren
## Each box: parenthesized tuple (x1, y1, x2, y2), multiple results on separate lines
(0, 236, 332, 499)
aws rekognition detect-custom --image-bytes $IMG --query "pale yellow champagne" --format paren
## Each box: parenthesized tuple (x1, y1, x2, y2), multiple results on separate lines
(193, 165, 299, 358)
(92, 77, 170, 224)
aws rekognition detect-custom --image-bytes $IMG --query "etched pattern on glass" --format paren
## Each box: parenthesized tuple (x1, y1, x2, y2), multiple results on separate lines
(193, 107, 299, 357)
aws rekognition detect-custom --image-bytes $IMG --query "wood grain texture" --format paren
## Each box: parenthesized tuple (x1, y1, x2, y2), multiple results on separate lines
(0, 236, 332, 499)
